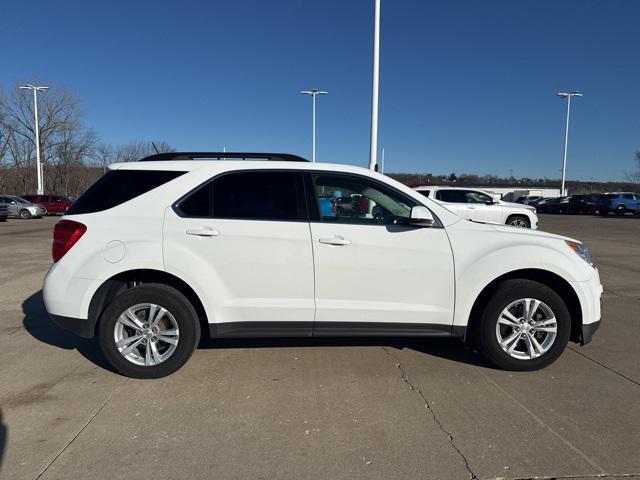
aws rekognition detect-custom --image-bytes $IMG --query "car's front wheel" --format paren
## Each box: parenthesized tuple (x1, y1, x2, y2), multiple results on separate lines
(475, 279, 571, 371)
(506, 215, 530, 228)
(615, 205, 627, 216)
(19, 209, 32, 219)
(99, 284, 201, 378)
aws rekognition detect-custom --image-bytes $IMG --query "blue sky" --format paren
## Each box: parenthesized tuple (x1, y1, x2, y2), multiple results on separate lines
(2, 0, 639, 180)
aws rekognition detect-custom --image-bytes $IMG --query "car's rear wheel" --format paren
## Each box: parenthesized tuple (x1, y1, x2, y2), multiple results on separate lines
(506, 215, 530, 228)
(475, 279, 571, 371)
(99, 284, 200, 378)
(19, 209, 32, 219)
(615, 205, 626, 216)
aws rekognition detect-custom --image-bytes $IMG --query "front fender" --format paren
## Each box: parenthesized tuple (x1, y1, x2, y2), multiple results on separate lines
(446, 222, 593, 328)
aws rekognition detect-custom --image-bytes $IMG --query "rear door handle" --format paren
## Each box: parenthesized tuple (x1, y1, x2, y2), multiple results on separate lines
(186, 227, 219, 237)
(319, 236, 351, 246)
(467, 206, 476, 209)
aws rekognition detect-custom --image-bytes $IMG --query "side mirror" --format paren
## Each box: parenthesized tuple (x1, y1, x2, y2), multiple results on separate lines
(409, 206, 436, 227)
(485, 200, 496, 205)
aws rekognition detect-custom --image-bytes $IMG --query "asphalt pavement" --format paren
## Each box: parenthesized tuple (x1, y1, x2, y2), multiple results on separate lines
(0, 214, 638, 480)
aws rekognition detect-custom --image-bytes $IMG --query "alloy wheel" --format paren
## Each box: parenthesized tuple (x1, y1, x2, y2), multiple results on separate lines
(495, 298, 557, 360)
(509, 218, 528, 228)
(113, 303, 180, 366)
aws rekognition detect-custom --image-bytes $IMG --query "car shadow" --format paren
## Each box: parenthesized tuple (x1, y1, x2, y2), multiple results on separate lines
(21, 290, 117, 374)
(0, 409, 6, 472)
(199, 336, 491, 368)
(23, 289, 490, 373)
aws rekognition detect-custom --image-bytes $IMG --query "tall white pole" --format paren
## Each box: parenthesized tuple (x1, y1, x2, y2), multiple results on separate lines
(33, 88, 43, 195)
(300, 89, 327, 162)
(560, 95, 571, 197)
(368, 0, 381, 171)
(312, 93, 316, 162)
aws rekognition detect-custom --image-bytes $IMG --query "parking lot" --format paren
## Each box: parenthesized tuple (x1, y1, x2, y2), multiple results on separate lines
(0, 215, 638, 480)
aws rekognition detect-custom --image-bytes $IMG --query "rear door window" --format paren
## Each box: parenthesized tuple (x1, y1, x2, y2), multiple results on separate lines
(176, 171, 306, 221)
(67, 170, 185, 215)
(465, 191, 493, 204)
(436, 190, 467, 203)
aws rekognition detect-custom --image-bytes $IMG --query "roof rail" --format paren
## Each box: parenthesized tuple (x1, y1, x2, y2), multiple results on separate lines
(139, 152, 309, 162)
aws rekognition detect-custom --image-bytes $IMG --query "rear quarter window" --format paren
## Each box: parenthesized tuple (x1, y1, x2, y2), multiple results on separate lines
(66, 170, 185, 215)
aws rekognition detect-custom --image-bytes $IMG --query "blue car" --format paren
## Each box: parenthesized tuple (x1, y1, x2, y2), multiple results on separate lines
(595, 192, 639, 216)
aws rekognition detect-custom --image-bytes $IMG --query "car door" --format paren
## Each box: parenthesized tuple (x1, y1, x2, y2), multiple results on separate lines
(464, 190, 503, 224)
(434, 189, 469, 218)
(308, 172, 455, 334)
(622, 193, 639, 210)
(0, 197, 10, 215)
(1, 196, 18, 216)
(163, 170, 315, 337)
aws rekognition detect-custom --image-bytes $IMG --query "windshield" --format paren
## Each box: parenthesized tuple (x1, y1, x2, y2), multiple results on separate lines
(10, 196, 30, 204)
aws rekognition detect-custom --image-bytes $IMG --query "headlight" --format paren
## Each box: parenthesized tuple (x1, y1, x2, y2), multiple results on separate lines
(565, 240, 594, 267)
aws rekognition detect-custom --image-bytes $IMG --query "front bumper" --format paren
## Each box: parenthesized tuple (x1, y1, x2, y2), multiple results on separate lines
(49, 313, 94, 338)
(581, 319, 601, 345)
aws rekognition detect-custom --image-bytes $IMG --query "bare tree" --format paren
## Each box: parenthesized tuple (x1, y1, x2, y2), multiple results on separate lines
(0, 83, 97, 194)
(624, 151, 640, 183)
(114, 140, 175, 162)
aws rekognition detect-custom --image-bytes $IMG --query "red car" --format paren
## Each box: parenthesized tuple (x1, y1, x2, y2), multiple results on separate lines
(22, 194, 74, 215)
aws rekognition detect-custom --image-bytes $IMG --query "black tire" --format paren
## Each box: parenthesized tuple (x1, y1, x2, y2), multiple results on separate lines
(19, 209, 32, 219)
(615, 205, 626, 216)
(506, 215, 530, 228)
(0, 216, 7, 222)
(98, 284, 201, 379)
(336, 207, 345, 215)
(599, 209, 609, 216)
(474, 279, 571, 371)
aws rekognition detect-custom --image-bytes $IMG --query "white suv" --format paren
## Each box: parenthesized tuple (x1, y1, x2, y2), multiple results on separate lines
(414, 186, 538, 229)
(43, 152, 602, 378)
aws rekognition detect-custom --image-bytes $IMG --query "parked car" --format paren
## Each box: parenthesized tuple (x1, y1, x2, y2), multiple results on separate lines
(0, 195, 46, 219)
(530, 197, 553, 208)
(44, 152, 602, 378)
(0, 204, 8, 222)
(536, 196, 569, 214)
(565, 194, 598, 215)
(22, 194, 74, 215)
(595, 192, 639, 216)
(414, 186, 538, 228)
(515, 195, 543, 205)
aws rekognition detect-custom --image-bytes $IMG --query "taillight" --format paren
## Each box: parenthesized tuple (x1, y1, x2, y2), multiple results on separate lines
(52, 220, 87, 262)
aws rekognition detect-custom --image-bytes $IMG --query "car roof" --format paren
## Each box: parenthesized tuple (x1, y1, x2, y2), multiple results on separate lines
(111, 160, 384, 176)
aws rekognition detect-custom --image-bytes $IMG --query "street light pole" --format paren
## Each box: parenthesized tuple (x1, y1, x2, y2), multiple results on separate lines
(556, 91, 582, 196)
(368, 0, 381, 171)
(300, 89, 328, 162)
(19, 84, 49, 195)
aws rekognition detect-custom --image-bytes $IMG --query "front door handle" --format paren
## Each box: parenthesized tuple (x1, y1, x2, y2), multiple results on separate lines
(467, 205, 476, 209)
(186, 227, 219, 237)
(319, 236, 351, 246)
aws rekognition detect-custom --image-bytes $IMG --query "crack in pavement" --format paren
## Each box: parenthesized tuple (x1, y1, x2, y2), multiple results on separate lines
(568, 346, 640, 388)
(34, 379, 129, 480)
(381, 347, 477, 480)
